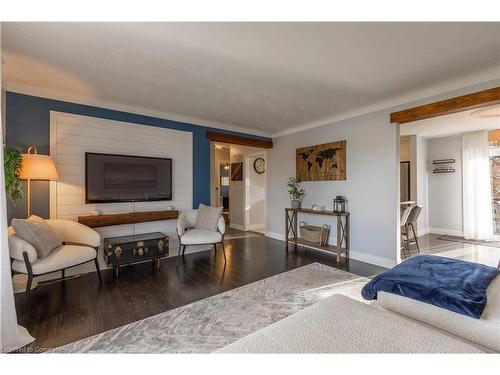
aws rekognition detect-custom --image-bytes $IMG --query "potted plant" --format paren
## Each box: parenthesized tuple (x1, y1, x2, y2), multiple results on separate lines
(287, 177, 305, 209)
(4, 146, 24, 205)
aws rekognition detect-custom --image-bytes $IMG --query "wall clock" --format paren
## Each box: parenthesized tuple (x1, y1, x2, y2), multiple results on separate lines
(253, 157, 265, 174)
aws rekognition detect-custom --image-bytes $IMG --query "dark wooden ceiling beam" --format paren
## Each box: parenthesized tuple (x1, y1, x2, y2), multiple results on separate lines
(207, 131, 273, 149)
(390, 87, 500, 124)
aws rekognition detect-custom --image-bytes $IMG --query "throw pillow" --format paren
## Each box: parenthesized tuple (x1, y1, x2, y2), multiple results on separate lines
(195, 203, 223, 231)
(12, 216, 62, 259)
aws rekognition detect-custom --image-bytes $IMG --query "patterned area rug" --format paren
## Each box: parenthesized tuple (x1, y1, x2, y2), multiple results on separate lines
(53, 263, 371, 353)
(438, 235, 500, 248)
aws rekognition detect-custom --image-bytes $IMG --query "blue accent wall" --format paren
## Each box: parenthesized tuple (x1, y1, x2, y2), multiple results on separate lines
(5, 91, 271, 220)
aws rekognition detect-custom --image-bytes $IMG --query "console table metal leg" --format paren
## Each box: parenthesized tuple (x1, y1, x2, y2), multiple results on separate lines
(346, 214, 350, 260)
(293, 211, 298, 251)
(336, 217, 341, 263)
(285, 210, 289, 251)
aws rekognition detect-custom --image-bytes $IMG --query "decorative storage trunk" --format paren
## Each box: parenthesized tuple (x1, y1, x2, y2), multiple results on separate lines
(299, 222, 330, 246)
(103, 232, 169, 276)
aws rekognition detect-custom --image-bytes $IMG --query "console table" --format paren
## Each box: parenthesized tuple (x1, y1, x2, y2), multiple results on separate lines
(285, 208, 350, 262)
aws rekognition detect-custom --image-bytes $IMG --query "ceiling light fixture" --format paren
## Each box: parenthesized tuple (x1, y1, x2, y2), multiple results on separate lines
(470, 104, 500, 118)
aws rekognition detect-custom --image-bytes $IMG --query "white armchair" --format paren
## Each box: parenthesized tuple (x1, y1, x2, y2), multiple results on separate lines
(176, 209, 226, 267)
(9, 219, 102, 311)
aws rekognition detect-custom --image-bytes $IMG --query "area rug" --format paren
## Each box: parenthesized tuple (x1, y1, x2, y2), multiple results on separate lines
(53, 263, 371, 353)
(437, 235, 500, 248)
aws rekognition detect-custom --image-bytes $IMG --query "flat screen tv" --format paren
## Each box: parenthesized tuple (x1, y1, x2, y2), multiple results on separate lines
(85, 152, 172, 203)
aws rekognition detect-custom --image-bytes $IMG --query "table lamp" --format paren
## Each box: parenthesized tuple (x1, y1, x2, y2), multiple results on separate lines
(19, 145, 59, 217)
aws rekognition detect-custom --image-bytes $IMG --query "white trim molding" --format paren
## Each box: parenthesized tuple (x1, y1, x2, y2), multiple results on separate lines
(230, 223, 246, 231)
(428, 228, 464, 237)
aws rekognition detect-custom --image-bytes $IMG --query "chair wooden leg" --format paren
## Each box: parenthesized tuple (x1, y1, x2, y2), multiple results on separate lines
(23, 274, 33, 314)
(221, 242, 227, 263)
(22, 251, 34, 314)
(94, 258, 103, 284)
(176, 245, 181, 267)
(177, 244, 186, 267)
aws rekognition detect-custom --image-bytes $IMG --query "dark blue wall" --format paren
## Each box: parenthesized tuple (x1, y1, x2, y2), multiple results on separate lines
(5, 91, 271, 220)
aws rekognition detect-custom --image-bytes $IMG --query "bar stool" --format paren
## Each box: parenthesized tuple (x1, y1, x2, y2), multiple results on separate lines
(402, 205, 423, 257)
(400, 205, 412, 258)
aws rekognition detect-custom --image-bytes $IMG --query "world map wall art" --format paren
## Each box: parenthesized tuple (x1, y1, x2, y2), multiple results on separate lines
(296, 141, 346, 181)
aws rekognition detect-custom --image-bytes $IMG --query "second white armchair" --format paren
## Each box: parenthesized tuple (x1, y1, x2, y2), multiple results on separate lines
(176, 209, 226, 267)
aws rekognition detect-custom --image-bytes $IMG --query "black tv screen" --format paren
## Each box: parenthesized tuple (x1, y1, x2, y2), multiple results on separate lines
(85, 153, 172, 203)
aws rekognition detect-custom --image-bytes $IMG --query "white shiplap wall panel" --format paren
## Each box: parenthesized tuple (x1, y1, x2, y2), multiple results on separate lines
(49, 111, 194, 276)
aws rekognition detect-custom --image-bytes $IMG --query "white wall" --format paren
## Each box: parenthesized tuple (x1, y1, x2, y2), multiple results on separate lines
(266, 109, 400, 268)
(416, 136, 429, 233)
(427, 135, 464, 236)
(49, 111, 194, 276)
(246, 153, 266, 230)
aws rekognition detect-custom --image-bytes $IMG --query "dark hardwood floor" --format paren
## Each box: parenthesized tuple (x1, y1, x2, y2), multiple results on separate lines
(15, 234, 385, 351)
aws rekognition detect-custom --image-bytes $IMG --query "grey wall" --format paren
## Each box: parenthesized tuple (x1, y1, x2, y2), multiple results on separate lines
(428, 135, 463, 235)
(267, 110, 400, 267)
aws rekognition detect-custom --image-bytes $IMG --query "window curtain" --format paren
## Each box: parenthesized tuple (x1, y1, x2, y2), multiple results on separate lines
(0, 25, 35, 351)
(462, 130, 494, 241)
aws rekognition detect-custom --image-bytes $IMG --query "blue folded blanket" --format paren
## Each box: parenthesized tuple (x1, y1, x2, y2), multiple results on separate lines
(361, 255, 499, 319)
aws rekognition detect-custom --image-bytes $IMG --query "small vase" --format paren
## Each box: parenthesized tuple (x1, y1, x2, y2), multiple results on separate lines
(291, 200, 301, 209)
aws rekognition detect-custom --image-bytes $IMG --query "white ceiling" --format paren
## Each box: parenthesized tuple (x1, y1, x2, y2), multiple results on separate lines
(2, 22, 500, 137)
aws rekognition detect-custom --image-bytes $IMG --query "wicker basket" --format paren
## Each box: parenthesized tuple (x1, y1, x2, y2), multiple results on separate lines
(299, 222, 330, 246)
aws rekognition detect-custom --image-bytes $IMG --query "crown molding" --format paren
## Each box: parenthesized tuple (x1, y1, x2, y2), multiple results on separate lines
(272, 66, 500, 138)
(4, 82, 273, 138)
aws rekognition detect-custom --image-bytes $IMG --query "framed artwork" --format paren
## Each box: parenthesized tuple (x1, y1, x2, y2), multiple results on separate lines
(296, 140, 346, 181)
(231, 162, 243, 181)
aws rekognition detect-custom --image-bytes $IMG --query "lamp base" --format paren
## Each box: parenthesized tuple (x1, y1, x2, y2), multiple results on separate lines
(12, 274, 38, 294)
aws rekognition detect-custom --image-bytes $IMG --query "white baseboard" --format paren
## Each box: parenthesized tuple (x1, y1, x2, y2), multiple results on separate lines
(230, 223, 246, 231)
(266, 231, 285, 241)
(348, 251, 397, 269)
(417, 227, 430, 236)
(428, 227, 464, 237)
(246, 223, 265, 231)
(265, 231, 395, 269)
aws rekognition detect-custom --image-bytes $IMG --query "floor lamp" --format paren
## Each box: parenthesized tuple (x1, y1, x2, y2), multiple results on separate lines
(19, 146, 58, 218)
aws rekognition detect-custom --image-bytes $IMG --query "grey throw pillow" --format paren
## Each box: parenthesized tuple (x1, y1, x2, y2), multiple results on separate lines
(12, 215, 62, 259)
(195, 204, 223, 231)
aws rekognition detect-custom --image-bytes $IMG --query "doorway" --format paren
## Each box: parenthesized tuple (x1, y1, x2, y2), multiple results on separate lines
(211, 143, 231, 223)
(210, 142, 267, 233)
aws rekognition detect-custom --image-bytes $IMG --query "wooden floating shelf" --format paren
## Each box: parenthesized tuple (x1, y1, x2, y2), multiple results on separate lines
(432, 159, 455, 165)
(432, 169, 455, 174)
(78, 210, 179, 228)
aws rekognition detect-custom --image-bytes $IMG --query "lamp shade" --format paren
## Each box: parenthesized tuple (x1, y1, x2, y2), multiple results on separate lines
(20, 153, 59, 181)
